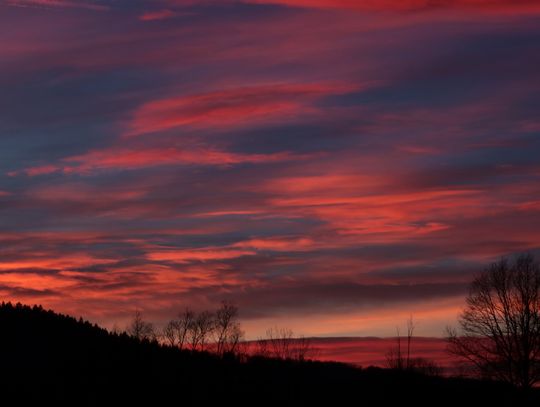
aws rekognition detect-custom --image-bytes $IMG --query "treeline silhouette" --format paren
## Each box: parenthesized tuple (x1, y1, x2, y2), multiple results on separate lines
(149, 302, 244, 354)
(128, 302, 315, 361)
(0, 302, 538, 406)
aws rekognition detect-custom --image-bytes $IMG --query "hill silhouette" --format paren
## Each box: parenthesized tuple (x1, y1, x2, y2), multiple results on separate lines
(0, 302, 537, 406)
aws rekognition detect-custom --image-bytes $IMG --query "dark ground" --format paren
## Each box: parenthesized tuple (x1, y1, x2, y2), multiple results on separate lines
(0, 302, 537, 406)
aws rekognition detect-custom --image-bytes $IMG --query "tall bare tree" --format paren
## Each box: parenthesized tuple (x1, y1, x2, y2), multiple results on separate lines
(257, 327, 315, 361)
(265, 327, 294, 359)
(214, 301, 243, 355)
(447, 254, 540, 389)
(386, 315, 420, 370)
(386, 326, 404, 370)
(176, 308, 195, 350)
(127, 310, 155, 342)
(290, 335, 314, 361)
(162, 308, 195, 349)
(162, 319, 181, 347)
(165, 305, 244, 354)
(406, 315, 415, 369)
(188, 310, 215, 351)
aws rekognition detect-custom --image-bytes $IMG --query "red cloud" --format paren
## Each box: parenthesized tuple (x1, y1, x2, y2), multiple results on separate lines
(14, 146, 313, 176)
(139, 9, 179, 21)
(127, 83, 353, 137)
(310, 337, 456, 368)
(63, 146, 305, 173)
(146, 247, 257, 263)
(253, 0, 539, 8)
(4, 0, 109, 10)
(232, 236, 316, 252)
(22, 165, 59, 177)
(260, 172, 492, 242)
(171, 0, 540, 12)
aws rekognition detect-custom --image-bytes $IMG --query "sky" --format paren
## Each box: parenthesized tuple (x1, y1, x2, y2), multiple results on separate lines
(312, 337, 455, 370)
(1, 0, 540, 338)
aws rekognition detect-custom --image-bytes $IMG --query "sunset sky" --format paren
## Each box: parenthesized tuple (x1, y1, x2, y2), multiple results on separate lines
(1, 0, 540, 338)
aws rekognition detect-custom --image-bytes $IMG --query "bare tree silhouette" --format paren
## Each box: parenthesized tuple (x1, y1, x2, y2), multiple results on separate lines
(406, 315, 415, 369)
(256, 327, 316, 361)
(386, 325, 405, 370)
(188, 310, 215, 351)
(214, 301, 243, 355)
(176, 308, 195, 350)
(162, 319, 180, 347)
(163, 304, 245, 354)
(447, 254, 540, 389)
(265, 327, 294, 359)
(386, 327, 400, 369)
(162, 308, 194, 349)
(127, 310, 155, 342)
(290, 335, 315, 361)
(385, 315, 440, 375)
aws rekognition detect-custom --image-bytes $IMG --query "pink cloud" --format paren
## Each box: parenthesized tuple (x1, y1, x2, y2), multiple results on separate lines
(3, 0, 109, 11)
(311, 337, 456, 370)
(265, 176, 482, 235)
(2, 0, 539, 339)
(252, 165, 540, 251)
(146, 247, 257, 263)
(62, 146, 305, 173)
(10, 164, 60, 177)
(126, 83, 354, 137)
(139, 9, 180, 21)
(12, 146, 316, 176)
(232, 236, 316, 251)
(170, 0, 540, 13)
(250, 0, 540, 10)
(29, 182, 147, 202)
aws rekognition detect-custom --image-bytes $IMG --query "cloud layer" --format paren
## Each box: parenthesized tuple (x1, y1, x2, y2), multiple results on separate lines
(0, 1, 539, 337)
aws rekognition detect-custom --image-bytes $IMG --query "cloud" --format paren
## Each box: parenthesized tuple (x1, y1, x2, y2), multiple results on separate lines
(251, 0, 540, 10)
(1, 0, 540, 338)
(0, 284, 60, 299)
(308, 337, 455, 369)
(126, 83, 354, 137)
(12, 146, 312, 175)
(210, 280, 468, 319)
(262, 175, 480, 240)
(9, 164, 60, 177)
(65, 147, 289, 172)
(146, 247, 257, 263)
(169, 0, 540, 12)
(139, 9, 179, 21)
(232, 236, 316, 251)
(2, 0, 109, 11)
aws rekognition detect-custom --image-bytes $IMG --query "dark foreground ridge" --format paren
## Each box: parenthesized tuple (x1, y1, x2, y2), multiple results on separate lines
(0, 302, 537, 406)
